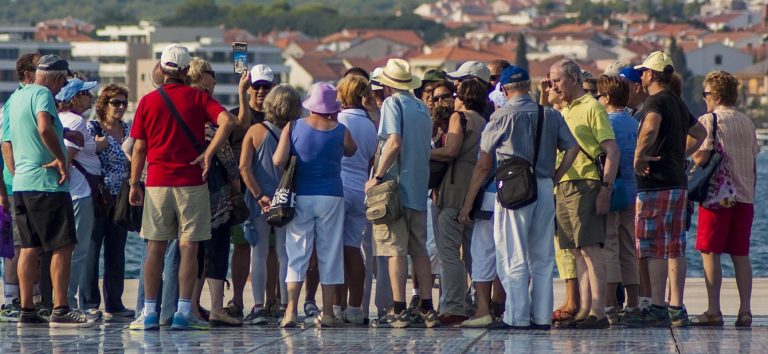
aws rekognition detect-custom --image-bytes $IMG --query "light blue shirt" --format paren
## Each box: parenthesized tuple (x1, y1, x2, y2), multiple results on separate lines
(378, 92, 432, 211)
(609, 110, 639, 198)
(338, 109, 377, 193)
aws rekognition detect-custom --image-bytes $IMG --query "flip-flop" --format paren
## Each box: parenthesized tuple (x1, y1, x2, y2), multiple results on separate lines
(553, 309, 576, 323)
(552, 309, 563, 321)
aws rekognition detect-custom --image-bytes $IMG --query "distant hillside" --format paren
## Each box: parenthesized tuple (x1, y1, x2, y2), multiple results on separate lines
(0, 0, 428, 26)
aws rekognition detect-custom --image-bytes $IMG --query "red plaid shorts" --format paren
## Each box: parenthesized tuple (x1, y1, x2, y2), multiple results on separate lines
(635, 189, 687, 259)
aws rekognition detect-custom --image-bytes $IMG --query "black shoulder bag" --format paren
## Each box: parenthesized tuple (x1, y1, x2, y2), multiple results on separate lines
(495, 105, 544, 210)
(267, 120, 297, 227)
(687, 112, 722, 202)
(72, 161, 114, 219)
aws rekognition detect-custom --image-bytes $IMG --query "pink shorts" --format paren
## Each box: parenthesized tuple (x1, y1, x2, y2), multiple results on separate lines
(696, 203, 753, 256)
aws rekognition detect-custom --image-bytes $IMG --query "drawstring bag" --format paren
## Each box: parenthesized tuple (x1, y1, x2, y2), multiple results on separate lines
(267, 121, 297, 227)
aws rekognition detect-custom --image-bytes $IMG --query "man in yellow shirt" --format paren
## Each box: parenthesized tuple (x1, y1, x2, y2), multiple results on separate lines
(549, 59, 619, 329)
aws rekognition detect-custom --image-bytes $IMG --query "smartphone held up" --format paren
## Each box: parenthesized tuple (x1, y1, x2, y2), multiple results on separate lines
(233, 42, 248, 74)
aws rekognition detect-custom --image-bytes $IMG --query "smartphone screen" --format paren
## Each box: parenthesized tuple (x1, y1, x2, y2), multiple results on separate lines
(233, 42, 248, 74)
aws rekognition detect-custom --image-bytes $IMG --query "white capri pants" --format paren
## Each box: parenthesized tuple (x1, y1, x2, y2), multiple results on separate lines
(246, 214, 288, 305)
(285, 195, 345, 285)
(470, 218, 496, 282)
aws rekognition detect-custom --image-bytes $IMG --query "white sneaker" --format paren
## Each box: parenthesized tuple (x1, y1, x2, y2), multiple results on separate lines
(344, 309, 364, 325)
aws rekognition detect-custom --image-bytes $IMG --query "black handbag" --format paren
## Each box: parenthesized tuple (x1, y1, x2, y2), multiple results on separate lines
(495, 105, 543, 210)
(72, 160, 114, 219)
(687, 112, 721, 202)
(267, 120, 297, 227)
(428, 112, 468, 189)
(113, 175, 143, 232)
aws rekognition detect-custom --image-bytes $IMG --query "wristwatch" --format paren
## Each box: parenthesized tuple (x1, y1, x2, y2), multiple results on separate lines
(128, 179, 141, 187)
(374, 175, 384, 182)
(601, 181, 613, 189)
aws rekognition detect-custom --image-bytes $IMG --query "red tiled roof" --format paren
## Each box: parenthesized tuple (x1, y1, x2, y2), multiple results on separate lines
(410, 44, 507, 63)
(224, 29, 264, 44)
(293, 55, 339, 81)
(528, 55, 600, 79)
(34, 29, 91, 42)
(700, 31, 760, 46)
(344, 57, 377, 72)
(321, 29, 424, 48)
(703, 12, 744, 24)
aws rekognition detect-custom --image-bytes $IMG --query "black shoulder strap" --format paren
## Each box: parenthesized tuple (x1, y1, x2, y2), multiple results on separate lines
(72, 160, 90, 178)
(157, 86, 205, 155)
(533, 105, 544, 168)
(261, 122, 279, 142)
(711, 112, 718, 144)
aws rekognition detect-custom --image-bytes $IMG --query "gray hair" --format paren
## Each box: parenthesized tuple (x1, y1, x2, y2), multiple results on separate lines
(502, 80, 531, 93)
(264, 84, 301, 128)
(551, 59, 582, 84)
(36, 69, 68, 81)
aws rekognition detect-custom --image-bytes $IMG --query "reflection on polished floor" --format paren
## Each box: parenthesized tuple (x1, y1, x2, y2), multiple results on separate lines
(1, 316, 766, 353)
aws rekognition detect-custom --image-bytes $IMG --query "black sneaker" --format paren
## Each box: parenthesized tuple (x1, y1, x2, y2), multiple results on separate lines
(371, 310, 410, 328)
(407, 295, 421, 317)
(49, 309, 97, 328)
(17, 310, 48, 328)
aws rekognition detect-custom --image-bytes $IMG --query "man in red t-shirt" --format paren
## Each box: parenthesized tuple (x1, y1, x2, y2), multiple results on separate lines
(127, 44, 235, 330)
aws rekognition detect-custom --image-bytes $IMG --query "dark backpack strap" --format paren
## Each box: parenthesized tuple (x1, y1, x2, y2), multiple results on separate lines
(157, 86, 205, 155)
(71, 160, 92, 179)
(532, 105, 544, 168)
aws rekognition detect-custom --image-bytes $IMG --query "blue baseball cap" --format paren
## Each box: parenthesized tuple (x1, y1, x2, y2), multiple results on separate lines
(619, 67, 642, 84)
(55, 78, 98, 102)
(498, 65, 530, 86)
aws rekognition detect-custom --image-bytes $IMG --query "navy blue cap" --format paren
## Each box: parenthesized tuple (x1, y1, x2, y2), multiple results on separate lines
(37, 54, 73, 76)
(499, 66, 530, 86)
(619, 67, 642, 84)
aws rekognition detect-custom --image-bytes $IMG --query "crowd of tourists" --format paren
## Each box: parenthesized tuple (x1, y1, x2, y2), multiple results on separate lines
(0, 43, 757, 331)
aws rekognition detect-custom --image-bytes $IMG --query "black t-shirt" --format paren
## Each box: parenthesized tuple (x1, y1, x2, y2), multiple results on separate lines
(636, 90, 696, 191)
(228, 106, 265, 159)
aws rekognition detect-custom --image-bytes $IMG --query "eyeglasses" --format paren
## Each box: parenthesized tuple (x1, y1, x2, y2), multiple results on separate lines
(702, 92, 712, 99)
(489, 75, 499, 82)
(432, 93, 454, 102)
(251, 83, 273, 91)
(204, 70, 216, 80)
(109, 99, 128, 108)
(77, 91, 92, 98)
(595, 94, 605, 100)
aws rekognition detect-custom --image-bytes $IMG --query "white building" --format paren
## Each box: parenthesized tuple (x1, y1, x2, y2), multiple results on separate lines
(684, 42, 754, 76)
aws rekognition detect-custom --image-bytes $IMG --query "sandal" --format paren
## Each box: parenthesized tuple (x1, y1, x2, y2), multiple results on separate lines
(735, 311, 752, 327)
(552, 309, 562, 321)
(553, 309, 576, 323)
(689, 311, 723, 326)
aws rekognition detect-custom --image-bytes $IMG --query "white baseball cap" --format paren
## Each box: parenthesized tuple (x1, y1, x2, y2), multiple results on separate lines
(160, 44, 191, 71)
(250, 64, 274, 84)
(447, 61, 491, 84)
(370, 67, 384, 90)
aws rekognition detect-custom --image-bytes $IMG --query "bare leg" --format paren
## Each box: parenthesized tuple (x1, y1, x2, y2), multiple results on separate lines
(573, 250, 591, 318)
(321, 284, 340, 319)
(668, 256, 686, 308)
(701, 252, 721, 314)
(266, 246, 279, 307)
(647, 258, 668, 306)
(731, 255, 752, 314)
(606, 283, 619, 309)
(285, 282, 303, 321)
(472, 281, 492, 318)
(18, 247, 42, 309)
(412, 255, 434, 301)
(230, 244, 250, 308)
(344, 246, 365, 308)
(625, 284, 640, 308)
(305, 251, 319, 303)
(177, 241, 199, 301)
(491, 277, 505, 305)
(581, 245, 606, 318)
(191, 268, 205, 318)
(207, 279, 225, 312)
(638, 258, 651, 298)
(564, 278, 579, 313)
(388, 256, 408, 304)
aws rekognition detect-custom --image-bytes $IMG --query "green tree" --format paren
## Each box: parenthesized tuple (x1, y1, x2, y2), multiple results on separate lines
(163, 0, 223, 26)
(515, 33, 529, 72)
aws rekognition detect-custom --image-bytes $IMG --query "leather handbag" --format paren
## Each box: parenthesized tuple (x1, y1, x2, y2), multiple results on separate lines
(495, 105, 543, 210)
(267, 121, 297, 227)
(72, 160, 115, 219)
(113, 175, 143, 232)
(687, 112, 722, 203)
(428, 112, 468, 189)
(365, 97, 405, 224)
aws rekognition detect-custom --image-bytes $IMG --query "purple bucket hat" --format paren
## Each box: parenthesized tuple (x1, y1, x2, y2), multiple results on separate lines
(302, 82, 340, 114)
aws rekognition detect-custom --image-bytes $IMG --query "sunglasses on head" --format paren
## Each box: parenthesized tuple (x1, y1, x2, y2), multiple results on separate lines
(251, 82, 273, 90)
(109, 99, 128, 108)
(204, 70, 215, 80)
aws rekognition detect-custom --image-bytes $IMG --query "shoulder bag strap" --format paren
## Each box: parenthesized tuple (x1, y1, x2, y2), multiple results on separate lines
(533, 105, 544, 168)
(72, 160, 90, 178)
(261, 122, 279, 142)
(711, 112, 718, 146)
(157, 86, 205, 155)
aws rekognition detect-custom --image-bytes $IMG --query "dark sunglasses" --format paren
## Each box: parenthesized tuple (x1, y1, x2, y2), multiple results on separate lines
(595, 94, 605, 100)
(204, 70, 216, 80)
(251, 83, 273, 91)
(77, 91, 93, 98)
(109, 99, 128, 108)
(432, 93, 454, 102)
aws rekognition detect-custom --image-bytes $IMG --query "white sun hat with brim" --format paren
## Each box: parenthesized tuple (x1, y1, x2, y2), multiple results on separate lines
(376, 59, 422, 91)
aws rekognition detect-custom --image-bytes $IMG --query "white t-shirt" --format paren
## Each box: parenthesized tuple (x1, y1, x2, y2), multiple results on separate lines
(59, 111, 101, 200)
(337, 108, 377, 192)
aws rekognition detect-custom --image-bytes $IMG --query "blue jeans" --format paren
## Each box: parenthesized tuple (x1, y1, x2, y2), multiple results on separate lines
(135, 239, 179, 322)
(67, 197, 94, 309)
(82, 212, 128, 313)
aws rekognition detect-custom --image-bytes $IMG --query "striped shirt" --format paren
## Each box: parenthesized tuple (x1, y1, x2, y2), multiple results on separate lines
(698, 108, 758, 203)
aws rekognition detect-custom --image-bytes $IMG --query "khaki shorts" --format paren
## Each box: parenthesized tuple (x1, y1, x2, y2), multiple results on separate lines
(141, 185, 211, 242)
(555, 180, 606, 249)
(372, 208, 428, 257)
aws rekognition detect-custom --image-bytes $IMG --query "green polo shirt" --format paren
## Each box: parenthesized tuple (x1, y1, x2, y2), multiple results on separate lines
(557, 93, 615, 182)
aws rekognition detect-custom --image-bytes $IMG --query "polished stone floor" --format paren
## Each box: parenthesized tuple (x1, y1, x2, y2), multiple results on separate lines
(1, 316, 766, 353)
